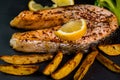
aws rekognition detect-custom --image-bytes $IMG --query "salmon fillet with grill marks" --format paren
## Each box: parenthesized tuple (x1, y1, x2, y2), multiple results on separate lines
(10, 5, 118, 53)
(10, 5, 118, 30)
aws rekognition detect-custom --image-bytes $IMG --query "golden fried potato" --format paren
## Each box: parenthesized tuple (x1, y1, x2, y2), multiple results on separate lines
(96, 53, 120, 73)
(74, 50, 98, 80)
(43, 51, 63, 75)
(51, 52, 83, 80)
(0, 65, 39, 75)
(98, 44, 120, 56)
(0, 54, 53, 64)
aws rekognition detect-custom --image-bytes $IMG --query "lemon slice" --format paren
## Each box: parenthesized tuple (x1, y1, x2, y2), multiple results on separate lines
(55, 19, 87, 41)
(51, 0, 74, 6)
(28, 0, 43, 11)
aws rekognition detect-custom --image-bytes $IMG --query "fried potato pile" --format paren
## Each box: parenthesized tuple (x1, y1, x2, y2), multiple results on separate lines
(51, 52, 83, 80)
(0, 44, 120, 79)
(0, 53, 54, 75)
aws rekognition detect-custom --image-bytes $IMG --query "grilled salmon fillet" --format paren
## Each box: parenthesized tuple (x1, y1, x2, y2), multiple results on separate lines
(10, 5, 118, 30)
(10, 5, 118, 53)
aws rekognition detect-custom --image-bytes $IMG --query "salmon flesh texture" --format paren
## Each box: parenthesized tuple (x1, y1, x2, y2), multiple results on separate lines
(10, 5, 118, 53)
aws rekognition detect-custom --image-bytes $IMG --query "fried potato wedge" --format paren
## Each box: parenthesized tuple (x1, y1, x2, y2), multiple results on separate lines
(43, 51, 63, 75)
(0, 65, 39, 75)
(0, 54, 53, 64)
(51, 52, 83, 80)
(98, 44, 120, 56)
(74, 50, 98, 80)
(96, 53, 120, 73)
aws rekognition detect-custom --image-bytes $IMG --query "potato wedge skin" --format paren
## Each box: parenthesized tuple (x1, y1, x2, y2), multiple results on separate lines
(0, 65, 39, 75)
(74, 50, 98, 80)
(51, 52, 83, 80)
(43, 51, 63, 75)
(98, 44, 120, 56)
(96, 53, 120, 73)
(0, 54, 53, 64)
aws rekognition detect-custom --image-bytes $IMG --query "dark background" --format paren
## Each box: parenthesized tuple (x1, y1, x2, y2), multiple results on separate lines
(0, 0, 120, 80)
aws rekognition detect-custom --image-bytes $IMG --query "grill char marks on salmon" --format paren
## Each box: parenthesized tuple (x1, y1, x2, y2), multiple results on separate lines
(10, 5, 118, 53)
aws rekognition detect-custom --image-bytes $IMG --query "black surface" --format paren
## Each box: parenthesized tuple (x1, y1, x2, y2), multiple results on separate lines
(0, 0, 120, 80)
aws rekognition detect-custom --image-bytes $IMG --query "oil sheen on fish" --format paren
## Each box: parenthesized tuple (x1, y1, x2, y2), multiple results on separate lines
(10, 5, 118, 53)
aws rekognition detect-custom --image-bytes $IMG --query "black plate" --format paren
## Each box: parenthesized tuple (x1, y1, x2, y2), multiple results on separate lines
(0, 0, 120, 80)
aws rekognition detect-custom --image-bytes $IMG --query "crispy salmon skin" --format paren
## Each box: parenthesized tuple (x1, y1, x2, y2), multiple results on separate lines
(10, 5, 118, 53)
